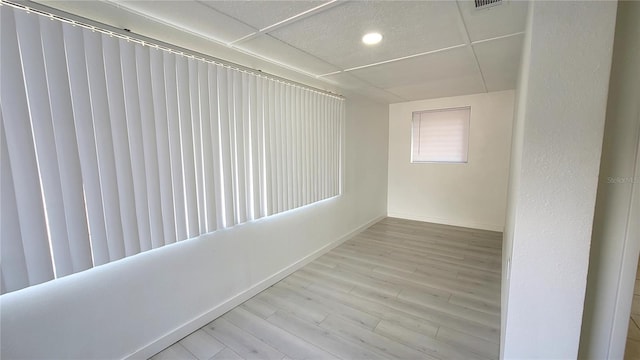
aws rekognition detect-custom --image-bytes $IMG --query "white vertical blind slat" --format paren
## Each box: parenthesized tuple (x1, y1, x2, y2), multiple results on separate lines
(0, 111, 30, 293)
(253, 76, 265, 219)
(332, 98, 337, 196)
(284, 86, 293, 210)
(317, 94, 323, 202)
(227, 68, 239, 225)
(1, 7, 54, 285)
(150, 50, 177, 245)
(274, 82, 284, 214)
(65, 25, 110, 266)
(15, 11, 74, 277)
(40, 17, 93, 272)
(336, 98, 340, 195)
(86, 31, 127, 261)
(217, 66, 235, 227)
(198, 62, 216, 232)
(241, 72, 256, 220)
(119, 40, 153, 253)
(164, 53, 187, 241)
(340, 100, 345, 194)
(233, 71, 247, 223)
(310, 93, 317, 203)
(188, 59, 206, 234)
(264, 80, 274, 216)
(300, 90, 307, 205)
(291, 87, 299, 208)
(102, 34, 140, 257)
(135, 45, 165, 249)
(303, 90, 310, 206)
(177, 57, 199, 238)
(335, 99, 341, 195)
(207, 64, 224, 230)
(296, 88, 304, 206)
(327, 97, 333, 197)
(322, 96, 328, 199)
(313, 94, 320, 202)
(330, 98, 336, 196)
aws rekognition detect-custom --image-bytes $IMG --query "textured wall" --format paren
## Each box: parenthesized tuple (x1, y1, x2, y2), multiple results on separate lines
(502, 1, 617, 358)
(579, 2, 640, 358)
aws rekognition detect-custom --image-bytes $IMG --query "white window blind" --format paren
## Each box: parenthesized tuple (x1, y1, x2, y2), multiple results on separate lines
(411, 107, 470, 163)
(0, 3, 344, 295)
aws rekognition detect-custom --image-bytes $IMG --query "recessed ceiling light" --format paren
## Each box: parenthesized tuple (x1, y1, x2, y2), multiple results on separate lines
(362, 32, 382, 45)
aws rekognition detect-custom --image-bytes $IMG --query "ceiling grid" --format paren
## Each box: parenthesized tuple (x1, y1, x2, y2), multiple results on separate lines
(35, 0, 527, 103)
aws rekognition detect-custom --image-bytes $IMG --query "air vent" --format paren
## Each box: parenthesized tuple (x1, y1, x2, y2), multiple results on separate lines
(475, 0, 503, 10)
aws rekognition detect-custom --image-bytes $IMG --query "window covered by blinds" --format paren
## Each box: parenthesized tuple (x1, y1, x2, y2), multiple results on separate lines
(411, 107, 470, 163)
(0, 4, 344, 294)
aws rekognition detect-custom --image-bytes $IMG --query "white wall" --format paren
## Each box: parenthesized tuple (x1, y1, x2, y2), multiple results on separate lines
(579, 2, 640, 358)
(502, 1, 617, 358)
(501, 1, 532, 356)
(387, 90, 514, 232)
(0, 81, 389, 360)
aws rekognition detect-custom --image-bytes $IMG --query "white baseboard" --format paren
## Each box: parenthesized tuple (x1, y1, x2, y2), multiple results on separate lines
(125, 214, 385, 360)
(387, 212, 504, 233)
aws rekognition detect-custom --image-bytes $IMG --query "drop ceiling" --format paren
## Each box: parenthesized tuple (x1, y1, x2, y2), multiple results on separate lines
(34, 0, 528, 104)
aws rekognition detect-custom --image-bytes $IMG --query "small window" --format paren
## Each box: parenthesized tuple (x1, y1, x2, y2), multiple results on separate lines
(411, 106, 470, 163)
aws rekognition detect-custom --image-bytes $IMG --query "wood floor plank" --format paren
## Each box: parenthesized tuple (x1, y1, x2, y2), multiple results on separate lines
(319, 314, 436, 360)
(368, 269, 452, 300)
(449, 294, 501, 316)
(372, 266, 500, 306)
(151, 218, 502, 360)
(302, 279, 440, 338)
(329, 247, 418, 274)
(224, 307, 338, 360)
(275, 281, 381, 330)
(351, 287, 500, 343)
(203, 318, 285, 360)
(178, 329, 225, 360)
(267, 310, 386, 360)
(304, 262, 403, 298)
(150, 343, 197, 360)
(398, 288, 500, 329)
(436, 327, 499, 360)
(375, 320, 490, 360)
(294, 268, 355, 293)
(240, 297, 278, 319)
(279, 274, 313, 290)
(210, 348, 244, 360)
(256, 289, 328, 324)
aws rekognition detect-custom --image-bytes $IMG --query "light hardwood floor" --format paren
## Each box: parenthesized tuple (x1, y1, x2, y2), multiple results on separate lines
(150, 218, 502, 360)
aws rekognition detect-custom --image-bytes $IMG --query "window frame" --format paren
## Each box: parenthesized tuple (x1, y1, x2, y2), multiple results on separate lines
(410, 106, 471, 164)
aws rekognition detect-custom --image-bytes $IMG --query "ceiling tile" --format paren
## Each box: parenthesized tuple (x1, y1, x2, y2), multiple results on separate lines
(237, 35, 340, 76)
(322, 72, 405, 103)
(458, 0, 528, 42)
(199, 0, 328, 31)
(385, 74, 486, 101)
(112, 0, 256, 44)
(270, 1, 465, 70)
(346, 46, 479, 90)
(473, 33, 523, 91)
(355, 87, 407, 104)
(323, 71, 372, 90)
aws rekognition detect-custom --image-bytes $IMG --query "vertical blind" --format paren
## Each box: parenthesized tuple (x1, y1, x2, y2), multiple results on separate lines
(0, 4, 344, 294)
(411, 107, 470, 163)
